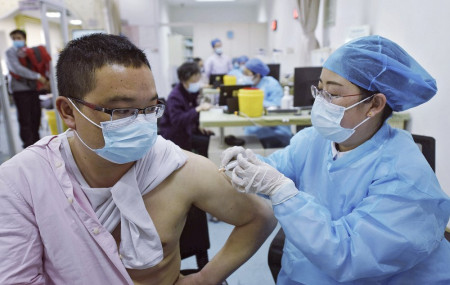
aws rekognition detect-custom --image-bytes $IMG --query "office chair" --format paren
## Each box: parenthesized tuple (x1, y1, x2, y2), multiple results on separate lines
(412, 134, 435, 172)
(179, 206, 228, 284)
(180, 206, 210, 274)
(267, 134, 445, 282)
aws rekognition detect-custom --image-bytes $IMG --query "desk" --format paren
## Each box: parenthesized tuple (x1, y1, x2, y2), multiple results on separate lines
(200, 109, 312, 144)
(200, 109, 411, 143)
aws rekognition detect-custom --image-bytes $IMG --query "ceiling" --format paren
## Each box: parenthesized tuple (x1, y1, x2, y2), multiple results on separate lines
(163, 0, 260, 7)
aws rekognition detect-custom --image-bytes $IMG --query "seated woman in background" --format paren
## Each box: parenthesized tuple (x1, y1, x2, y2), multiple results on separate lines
(159, 62, 214, 157)
(242, 58, 292, 148)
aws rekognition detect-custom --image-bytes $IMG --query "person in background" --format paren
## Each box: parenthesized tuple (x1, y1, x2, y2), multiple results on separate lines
(0, 33, 276, 285)
(221, 35, 450, 284)
(242, 58, 292, 148)
(204, 38, 232, 79)
(159, 61, 214, 157)
(5, 29, 48, 148)
(193, 57, 208, 86)
(228, 55, 249, 84)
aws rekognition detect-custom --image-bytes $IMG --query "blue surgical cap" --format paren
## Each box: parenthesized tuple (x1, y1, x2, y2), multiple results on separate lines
(211, 38, 221, 48)
(323, 35, 437, 111)
(245, 58, 270, 76)
(232, 57, 240, 65)
(238, 55, 249, 64)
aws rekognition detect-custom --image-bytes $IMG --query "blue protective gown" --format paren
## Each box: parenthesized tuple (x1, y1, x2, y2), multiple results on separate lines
(261, 123, 450, 284)
(245, 76, 292, 146)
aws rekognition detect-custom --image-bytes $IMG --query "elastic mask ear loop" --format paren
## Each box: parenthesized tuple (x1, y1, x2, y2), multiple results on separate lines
(72, 128, 98, 152)
(68, 98, 102, 129)
(349, 95, 375, 130)
(68, 98, 102, 151)
(352, 116, 371, 131)
(344, 94, 375, 111)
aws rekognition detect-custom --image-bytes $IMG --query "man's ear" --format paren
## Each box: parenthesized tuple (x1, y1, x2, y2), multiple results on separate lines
(367, 93, 387, 117)
(55, 96, 76, 130)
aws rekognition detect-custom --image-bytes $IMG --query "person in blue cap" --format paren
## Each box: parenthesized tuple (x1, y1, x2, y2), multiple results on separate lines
(221, 35, 450, 284)
(242, 58, 292, 148)
(204, 38, 232, 79)
(228, 55, 249, 83)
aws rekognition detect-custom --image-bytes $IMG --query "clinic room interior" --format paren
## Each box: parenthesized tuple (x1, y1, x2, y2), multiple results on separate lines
(1, 0, 449, 284)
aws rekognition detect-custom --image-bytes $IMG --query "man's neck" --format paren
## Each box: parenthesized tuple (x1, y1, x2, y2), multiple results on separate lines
(68, 136, 134, 188)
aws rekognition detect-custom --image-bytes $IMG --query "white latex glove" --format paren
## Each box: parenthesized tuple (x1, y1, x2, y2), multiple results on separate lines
(231, 149, 292, 196)
(220, 146, 246, 170)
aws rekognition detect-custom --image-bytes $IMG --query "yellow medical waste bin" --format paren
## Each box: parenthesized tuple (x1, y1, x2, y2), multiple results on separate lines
(223, 75, 237, 86)
(238, 88, 264, 117)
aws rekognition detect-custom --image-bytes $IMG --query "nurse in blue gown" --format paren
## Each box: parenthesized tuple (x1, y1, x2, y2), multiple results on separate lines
(221, 35, 450, 284)
(241, 58, 292, 148)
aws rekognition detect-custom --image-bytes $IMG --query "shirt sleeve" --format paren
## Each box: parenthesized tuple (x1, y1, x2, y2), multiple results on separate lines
(273, 177, 448, 282)
(0, 176, 45, 284)
(5, 48, 41, 80)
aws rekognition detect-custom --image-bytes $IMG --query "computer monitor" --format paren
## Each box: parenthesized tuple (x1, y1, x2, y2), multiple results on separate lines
(219, 84, 252, 113)
(267, 64, 280, 81)
(209, 73, 226, 88)
(293, 67, 322, 109)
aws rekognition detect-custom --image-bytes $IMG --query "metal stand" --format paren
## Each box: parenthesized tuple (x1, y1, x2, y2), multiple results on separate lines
(0, 61, 18, 158)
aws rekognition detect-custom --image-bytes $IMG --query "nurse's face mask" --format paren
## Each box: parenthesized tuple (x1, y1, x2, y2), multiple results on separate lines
(310, 85, 374, 143)
(68, 97, 165, 164)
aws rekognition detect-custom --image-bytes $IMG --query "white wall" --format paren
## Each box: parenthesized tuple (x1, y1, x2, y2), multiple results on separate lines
(119, 0, 172, 99)
(169, 5, 259, 23)
(265, 0, 308, 77)
(193, 22, 266, 62)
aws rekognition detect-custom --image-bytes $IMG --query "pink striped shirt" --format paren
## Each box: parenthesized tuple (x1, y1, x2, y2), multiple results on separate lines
(0, 135, 133, 284)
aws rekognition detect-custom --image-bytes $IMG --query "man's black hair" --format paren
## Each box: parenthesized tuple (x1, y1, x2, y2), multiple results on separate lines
(177, 61, 200, 82)
(193, 57, 202, 64)
(56, 33, 150, 99)
(10, 29, 26, 39)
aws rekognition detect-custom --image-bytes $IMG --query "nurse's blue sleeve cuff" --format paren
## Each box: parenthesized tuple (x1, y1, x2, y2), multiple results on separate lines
(271, 180, 299, 205)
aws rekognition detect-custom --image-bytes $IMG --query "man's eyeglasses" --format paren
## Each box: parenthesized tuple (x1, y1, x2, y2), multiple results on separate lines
(311, 85, 364, 103)
(68, 97, 165, 121)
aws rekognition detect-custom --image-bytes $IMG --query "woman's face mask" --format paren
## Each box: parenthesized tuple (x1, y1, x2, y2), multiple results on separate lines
(311, 95, 373, 143)
(214, 47, 223, 55)
(69, 99, 159, 164)
(187, 81, 201, 93)
(242, 75, 256, 86)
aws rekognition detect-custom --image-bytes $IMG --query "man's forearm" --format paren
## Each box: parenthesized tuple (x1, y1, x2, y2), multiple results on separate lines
(197, 203, 277, 284)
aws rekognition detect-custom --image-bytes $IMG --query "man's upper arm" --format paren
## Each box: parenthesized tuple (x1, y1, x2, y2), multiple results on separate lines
(183, 152, 273, 227)
(0, 177, 45, 284)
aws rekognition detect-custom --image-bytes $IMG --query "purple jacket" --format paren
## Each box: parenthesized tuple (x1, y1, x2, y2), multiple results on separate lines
(158, 83, 200, 150)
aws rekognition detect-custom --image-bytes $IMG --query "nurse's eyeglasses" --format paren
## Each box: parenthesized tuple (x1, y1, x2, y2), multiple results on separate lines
(68, 97, 165, 121)
(311, 85, 365, 103)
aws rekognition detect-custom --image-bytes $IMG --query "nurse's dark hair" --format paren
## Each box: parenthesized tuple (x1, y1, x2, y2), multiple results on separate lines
(177, 61, 201, 82)
(56, 33, 150, 100)
(359, 86, 393, 122)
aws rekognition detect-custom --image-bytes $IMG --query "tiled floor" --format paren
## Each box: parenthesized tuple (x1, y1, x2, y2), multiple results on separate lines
(1, 104, 280, 285)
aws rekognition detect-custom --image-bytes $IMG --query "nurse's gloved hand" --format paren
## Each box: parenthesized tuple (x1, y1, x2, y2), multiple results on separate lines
(231, 149, 292, 197)
(220, 146, 246, 170)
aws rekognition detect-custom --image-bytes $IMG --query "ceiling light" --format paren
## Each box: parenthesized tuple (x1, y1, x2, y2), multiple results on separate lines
(46, 11, 61, 18)
(196, 0, 236, 2)
(70, 19, 82, 25)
